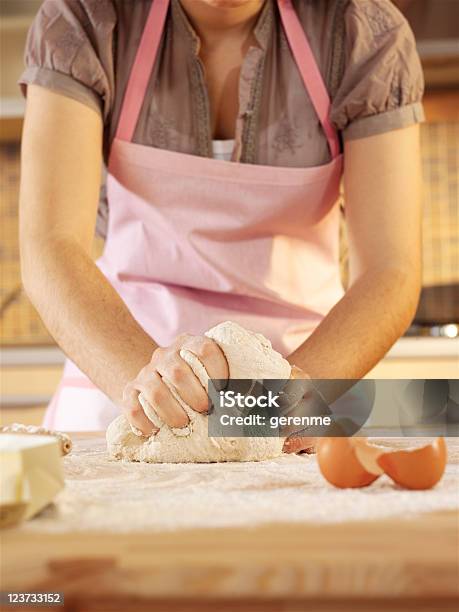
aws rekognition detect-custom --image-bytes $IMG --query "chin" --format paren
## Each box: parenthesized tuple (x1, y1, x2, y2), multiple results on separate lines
(201, 0, 255, 7)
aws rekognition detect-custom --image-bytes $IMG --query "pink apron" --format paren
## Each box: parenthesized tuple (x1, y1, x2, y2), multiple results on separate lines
(45, 0, 344, 431)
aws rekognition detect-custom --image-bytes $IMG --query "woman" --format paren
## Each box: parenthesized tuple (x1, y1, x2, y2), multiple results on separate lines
(19, 0, 423, 452)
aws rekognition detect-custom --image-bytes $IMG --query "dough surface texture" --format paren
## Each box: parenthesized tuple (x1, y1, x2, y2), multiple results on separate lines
(106, 321, 291, 463)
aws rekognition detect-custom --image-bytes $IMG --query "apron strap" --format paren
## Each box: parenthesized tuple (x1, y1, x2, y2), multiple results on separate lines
(277, 0, 340, 159)
(116, 0, 340, 158)
(116, 0, 170, 142)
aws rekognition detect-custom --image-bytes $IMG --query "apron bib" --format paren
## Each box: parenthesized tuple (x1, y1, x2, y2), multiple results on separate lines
(45, 0, 344, 430)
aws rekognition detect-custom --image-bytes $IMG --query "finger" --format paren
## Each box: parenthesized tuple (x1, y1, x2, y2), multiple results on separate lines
(156, 355, 209, 413)
(283, 436, 316, 454)
(122, 383, 158, 436)
(136, 369, 189, 429)
(182, 336, 229, 381)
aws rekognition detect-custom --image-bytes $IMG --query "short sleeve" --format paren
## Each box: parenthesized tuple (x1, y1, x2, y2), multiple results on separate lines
(18, 0, 116, 121)
(330, 0, 425, 140)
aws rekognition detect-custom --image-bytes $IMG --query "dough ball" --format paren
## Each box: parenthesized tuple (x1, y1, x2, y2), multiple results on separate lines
(106, 321, 290, 463)
(205, 321, 291, 379)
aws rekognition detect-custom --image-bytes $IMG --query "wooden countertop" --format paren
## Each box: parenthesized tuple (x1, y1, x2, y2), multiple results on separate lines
(1, 433, 458, 612)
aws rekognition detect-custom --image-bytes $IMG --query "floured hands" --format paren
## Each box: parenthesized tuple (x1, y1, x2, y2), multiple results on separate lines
(122, 334, 229, 435)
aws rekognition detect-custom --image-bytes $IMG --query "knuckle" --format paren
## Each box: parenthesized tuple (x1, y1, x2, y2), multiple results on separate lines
(136, 365, 156, 384)
(197, 339, 216, 359)
(169, 364, 185, 383)
(176, 333, 191, 345)
(126, 403, 143, 417)
(151, 348, 163, 364)
(149, 387, 164, 406)
(122, 381, 135, 397)
(122, 384, 139, 405)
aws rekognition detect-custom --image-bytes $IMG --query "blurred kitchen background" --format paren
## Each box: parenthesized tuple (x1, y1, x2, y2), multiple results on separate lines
(0, 0, 458, 427)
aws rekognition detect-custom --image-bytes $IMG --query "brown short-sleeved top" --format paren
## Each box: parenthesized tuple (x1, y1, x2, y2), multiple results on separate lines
(20, 0, 424, 167)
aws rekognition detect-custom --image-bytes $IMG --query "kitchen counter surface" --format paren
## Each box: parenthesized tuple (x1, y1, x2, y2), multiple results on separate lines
(1, 433, 458, 612)
(385, 337, 459, 359)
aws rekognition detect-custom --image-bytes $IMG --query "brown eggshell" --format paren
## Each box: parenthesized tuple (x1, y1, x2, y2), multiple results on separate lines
(377, 437, 447, 490)
(316, 437, 380, 488)
(351, 438, 385, 476)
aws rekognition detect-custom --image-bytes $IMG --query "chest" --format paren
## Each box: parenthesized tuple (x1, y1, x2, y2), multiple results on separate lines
(118, 5, 335, 168)
(199, 34, 259, 140)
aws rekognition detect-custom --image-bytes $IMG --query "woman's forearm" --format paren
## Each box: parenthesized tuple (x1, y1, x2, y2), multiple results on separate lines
(22, 237, 157, 404)
(288, 264, 420, 384)
(292, 126, 423, 397)
(20, 90, 156, 405)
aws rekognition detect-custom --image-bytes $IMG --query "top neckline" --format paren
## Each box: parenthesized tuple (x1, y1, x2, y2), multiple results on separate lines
(115, 0, 340, 159)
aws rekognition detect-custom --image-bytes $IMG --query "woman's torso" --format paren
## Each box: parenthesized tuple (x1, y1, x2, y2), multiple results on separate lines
(30, 0, 424, 429)
(105, 0, 345, 166)
(22, 0, 424, 171)
(94, 0, 349, 233)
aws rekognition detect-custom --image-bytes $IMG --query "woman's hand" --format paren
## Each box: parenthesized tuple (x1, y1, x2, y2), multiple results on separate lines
(122, 334, 229, 435)
(282, 364, 316, 454)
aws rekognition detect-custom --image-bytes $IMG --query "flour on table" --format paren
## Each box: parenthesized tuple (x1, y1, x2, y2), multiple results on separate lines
(106, 321, 291, 463)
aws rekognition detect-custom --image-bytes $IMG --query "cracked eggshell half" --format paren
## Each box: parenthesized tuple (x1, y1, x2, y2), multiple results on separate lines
(377, 437, 447, 490)
(316, 437, 380, 488)
(317, 437, 447, 490)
